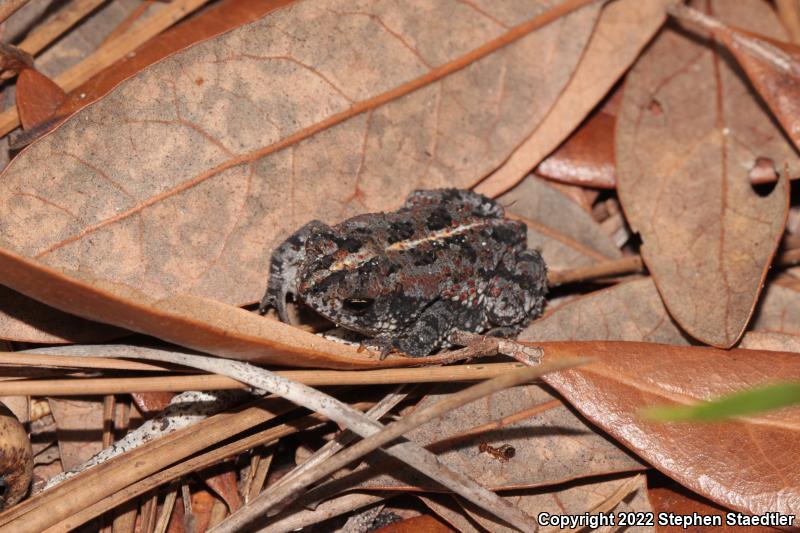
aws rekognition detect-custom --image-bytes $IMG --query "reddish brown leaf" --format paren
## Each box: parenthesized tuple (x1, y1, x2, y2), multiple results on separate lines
(647, 475, 779, 533)
(0, 0, 600, 316)
(189, 486, 219, 533)
(16, 68, 66, 130)
(354, 383, 644, 492)
(540, 341, 800, 517)
(536, 108, 616, 189)
(477, 0, 670, 196)
(201, 465, 241, 513)
(616, 0, 797, 348)
(131, 392, 175, 416)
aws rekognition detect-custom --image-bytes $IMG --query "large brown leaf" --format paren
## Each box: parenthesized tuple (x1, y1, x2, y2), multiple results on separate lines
(0, 0, 600, 312)
(541, 341, 800, 517)
(615, 0, 797, 348)
(0, 0, 292, 344)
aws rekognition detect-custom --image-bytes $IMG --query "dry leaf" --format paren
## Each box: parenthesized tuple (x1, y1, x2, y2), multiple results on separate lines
(522, 277, 692, 345)
(750, 278, 800, 335)
(476, 0, 670, 196)
(501, 175, 622, 269)
(15, 68, 65, 130)
(671, 4, 800, 153)
(647, 476, 777, 533)
(131, 391, 175, 415)
(47, 398, 104, 472)
(201, 464, 241, 513)
(0, 285, 124, 343)
(739, 330, 800, 353)
(53, 0, 292, 129)
(353, 383, 644, 492)
(419, 495, 484, 533)
(541, 341, 800, 516)
(616, 0, 797, 348)
(0, 0, 601, 316)
(536, 107, 616, 189)
(0, 245, 440, 367)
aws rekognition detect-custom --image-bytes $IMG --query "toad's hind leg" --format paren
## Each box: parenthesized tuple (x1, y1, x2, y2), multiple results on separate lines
(486, 249, 547, 328)
(403, 188, 504, 218)
(260, 220, 332, 322)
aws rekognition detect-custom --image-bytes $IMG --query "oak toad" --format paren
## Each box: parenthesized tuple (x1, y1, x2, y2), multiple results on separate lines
(260, 189, 547, 357)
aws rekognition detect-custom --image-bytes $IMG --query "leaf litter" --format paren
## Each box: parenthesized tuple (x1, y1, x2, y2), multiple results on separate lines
(0, 0, 799, 531)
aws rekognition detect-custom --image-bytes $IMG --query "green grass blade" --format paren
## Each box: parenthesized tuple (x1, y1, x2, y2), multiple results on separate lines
(642, 382, 800, 421)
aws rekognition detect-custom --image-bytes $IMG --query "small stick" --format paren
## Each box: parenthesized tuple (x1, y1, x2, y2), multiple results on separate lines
(101, 395, 115, 448)
(258, 493, 388, 533)
(214, 358, 589, 532)
(547, 255, 644, 286)
(547, 245, 800, 287)
(0, 352, 174, 372)
(0, 363, 527, 396)
(668, 2, 798, 75)
(245, 448, 273, 503)
(153, 484, 178, 533)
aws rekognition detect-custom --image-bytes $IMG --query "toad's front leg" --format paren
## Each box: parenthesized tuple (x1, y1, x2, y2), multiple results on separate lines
(376, 298, 488, 357)
(260, 220, 333, 322)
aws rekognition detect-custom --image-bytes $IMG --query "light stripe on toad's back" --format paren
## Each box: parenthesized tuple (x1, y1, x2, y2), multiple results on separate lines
(327, 219, 490, 273)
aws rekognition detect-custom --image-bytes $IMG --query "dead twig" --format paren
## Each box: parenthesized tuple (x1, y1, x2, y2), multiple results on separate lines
(0, 362, 528, 396)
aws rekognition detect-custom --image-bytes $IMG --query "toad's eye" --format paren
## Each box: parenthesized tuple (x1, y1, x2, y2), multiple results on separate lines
(343, 298, 374, 314)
